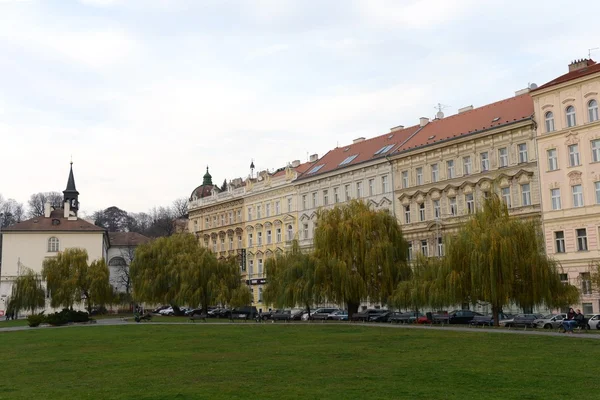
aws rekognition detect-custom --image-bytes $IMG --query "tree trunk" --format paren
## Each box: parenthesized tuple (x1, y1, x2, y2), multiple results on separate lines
(347, 302, 359, 322)
(492, 304, 500, 327)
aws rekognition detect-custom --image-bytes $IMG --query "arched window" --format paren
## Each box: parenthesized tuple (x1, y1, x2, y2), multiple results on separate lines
(566, 106, 576, 127)
(545, 111, 555, 132)
(286, 224, 293, 241)
(108, 257, 127, 267)
(588, 99, 599, 122)
(47, 237, 59, 252)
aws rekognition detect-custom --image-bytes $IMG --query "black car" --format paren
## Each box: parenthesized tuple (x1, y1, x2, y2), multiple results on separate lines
(369, 311, 393, 323)
(231, 306, 258, 320)
(351, 309, 387, 322)
(469, 313, 511, 326)
(311, 308, 341, 320)
(389, 311, 422, 324)
(448, 310, 482, 324)
(271, 310, 292, 321)
(291, 310, 309, 321)
(504, 314, 543, 328)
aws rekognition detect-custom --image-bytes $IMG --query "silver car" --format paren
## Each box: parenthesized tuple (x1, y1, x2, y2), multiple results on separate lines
(588, 314, 600, 330)
(533, 314, 566, 329)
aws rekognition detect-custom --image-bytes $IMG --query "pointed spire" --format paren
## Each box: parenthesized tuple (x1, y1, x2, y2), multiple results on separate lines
(65, 161, 78, 193)
(202, 166, 213, 186)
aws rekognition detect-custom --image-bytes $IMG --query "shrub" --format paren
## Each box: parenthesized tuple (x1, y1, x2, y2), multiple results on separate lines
(45, 309, 90, 326)
(27, 314, 45, 327)
(45, 312, 69, 326)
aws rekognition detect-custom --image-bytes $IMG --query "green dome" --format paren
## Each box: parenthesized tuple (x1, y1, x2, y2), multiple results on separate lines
(202, 166, 212, 186)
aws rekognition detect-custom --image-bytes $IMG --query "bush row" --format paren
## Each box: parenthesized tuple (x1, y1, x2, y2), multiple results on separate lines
(27, 309, 90, 327)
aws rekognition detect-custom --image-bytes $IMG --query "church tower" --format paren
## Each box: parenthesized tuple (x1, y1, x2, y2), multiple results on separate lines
(63, 161, 79, 214)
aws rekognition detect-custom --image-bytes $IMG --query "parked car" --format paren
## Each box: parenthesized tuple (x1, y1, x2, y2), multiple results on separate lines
(158, 307, 174, 316)
(469, 313, 512, 327)
(351, 309, 387, 322)
(370, 311, 393, 323)
(588, 314, 600, 330)
(533, 314, 566, 329)
(292, 310, 309, 321)
(329, 310, 348, 321)
(152, 305, 170, 314)
(389, 311, 422, 324)
(503, 314, 543, 328)
(271, 310, 293, 321)
(448, 310, 482, 324)
(311, 308, 342, 320)
(231, 306, 258, 320)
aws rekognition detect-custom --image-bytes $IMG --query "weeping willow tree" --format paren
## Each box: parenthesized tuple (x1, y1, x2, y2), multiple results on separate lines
(131, 234, 247, 314)
(10, 267, 46, 315)
(444, 194, 579, 326)
(263, 241, 321, 317)
(42, 248, 113, 312)
(313, 200, 411, 318)
(390, 255, 448, 312)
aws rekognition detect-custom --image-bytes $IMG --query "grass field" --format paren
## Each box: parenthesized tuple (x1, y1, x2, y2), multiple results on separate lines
(1, 324, 598, 400)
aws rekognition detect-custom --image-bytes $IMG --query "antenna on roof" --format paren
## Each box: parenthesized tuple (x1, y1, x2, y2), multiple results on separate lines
(434, 103, 449, 119)
(589, 47, 599, 59)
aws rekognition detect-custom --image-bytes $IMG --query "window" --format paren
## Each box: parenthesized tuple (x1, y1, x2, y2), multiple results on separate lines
(480, 152, 489, 172)
(421, 240, 429, 257)
(545, 111, 555, 132)
(237, 210, 241, 222)
(583, 303, 594, 314)
(213, 216, 217, 226)
(339, 154, 358, 166)
(402, 171, 409, 188)
(566, 106, 576, 127)
(547, 149, 558, 171)
(581, 273, 592, 295)
(407, 243, 413, 261)
(368, 179, 375, 196)
(555, 231, 565, 253)
(518, 143, 528, 163)
(589, 100, 599, 122)
(419, 203, 425, 221)
(287, 197, 292, 212)
(248, 233, 253, 247)
(312, 192, 317, 208)
(437, 237, 444, 257)
(498, 148, 508, 167)
(572, 185, 584, 207)
(356, 181, 363, 198)
(551, 188, 561, 210)
(592, 139, 600, 163)
(568, 144, 580, 166)
(258, 259, 263, 275)
(449, 197, 457, 216)
(267, 230, 272, 244)
(431, 164, 439, 183)
(275, 201, 280, 215)
(374, 144, 395, 155)
(249, 260, 254, 276)
(521, 184, 531, 206)
(465, 193, 474, 214)
(237, 235, 242, 248)
(404, 205, 411, 224)
(220, 215, 225, 226)
(47, 237, 59, 252)
(447, 160, 455, 178)
(596, 181, 600, 204)
(276, 228, 282, 242)
(193, 220, 198, 231)
(559, 273, 568, 283)
(229, 212, 233, 224)
(333, 187, 339, 203)
(265, 203, 271, 217)
(205, 217, 209, 229)
(258, 287, 263, 302)
(303, 224, 309, 239)
(433, 200, 440, 219)
(380, 175, 388, 193)
(257, 205, 262, 219)
(302, 195, 307, 210)
(576, 228, 588, 251)
(248, 207, 253, 220)
(220, 237, 225, 251)
(345, 184, 351, 200)
(416, 167, 423, 185)
(257, 232, 262, 246)
(323, 190, 329, 206)
(307, 164, 324, 174)
(463, 156, 471, 175)
(287, 225, 293, 241)
(212, 239, 217, 253)
(500, 187, 511, 208)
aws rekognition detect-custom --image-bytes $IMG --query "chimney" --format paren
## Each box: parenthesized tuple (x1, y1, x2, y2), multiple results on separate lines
(291, 160, 300, 167)
(63, 201, 70, 218)
(44, 202, 51, 218)
(309, 154, 318, 162)
(458, 105, 474, 114)
(353, 137, 365, 144)
(390, 125, 404, 132)
(568, 58, 594, 72)
(419, 117, 429, 127)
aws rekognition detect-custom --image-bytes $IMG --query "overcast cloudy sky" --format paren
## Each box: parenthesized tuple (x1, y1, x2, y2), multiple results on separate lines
(1, 0, 599, 215)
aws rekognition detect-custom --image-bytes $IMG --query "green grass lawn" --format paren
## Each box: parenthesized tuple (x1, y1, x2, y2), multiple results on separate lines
(0, 319, 28, 328)
(1, 324, 598, 400)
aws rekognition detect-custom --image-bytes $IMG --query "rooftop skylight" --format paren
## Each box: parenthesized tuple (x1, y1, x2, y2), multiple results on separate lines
(339, 154, 358, 166)
(374, 144, 395, 155)
(307, 164, 325, 174)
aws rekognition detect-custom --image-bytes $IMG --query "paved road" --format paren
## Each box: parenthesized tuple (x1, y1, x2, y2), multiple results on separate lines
(2, 318, 600, 339)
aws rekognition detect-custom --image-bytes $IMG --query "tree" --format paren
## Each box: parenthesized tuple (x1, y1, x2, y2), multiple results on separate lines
(131, 234, 245, 314)
(313, 200, 411, 318)
(42, 248, 113, 312)
(264, 241, 321, 318)
(27, 192, 63, 218)
(9, 267, 46, 315)
(220, 179, 228, 192)
(443, 195, 579, 326)
(172, 198, 188, 219)
(93, 206, 131, 232)
(391, 255, 447, 312)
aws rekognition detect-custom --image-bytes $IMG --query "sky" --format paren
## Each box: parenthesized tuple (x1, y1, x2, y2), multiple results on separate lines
(1, 0, 599, 216)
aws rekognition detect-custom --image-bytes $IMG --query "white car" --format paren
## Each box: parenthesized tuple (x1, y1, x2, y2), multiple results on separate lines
(159, 306, 174, 316)
(588, 314, 600, 330)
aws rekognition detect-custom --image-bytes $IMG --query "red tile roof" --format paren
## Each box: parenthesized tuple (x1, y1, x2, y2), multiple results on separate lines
(532, 60, 600, 92)
(394, 93, 534, 155)
(108, 232, 151, 246)
(2, 210, 106, 232)
(296, 125, 420, 180)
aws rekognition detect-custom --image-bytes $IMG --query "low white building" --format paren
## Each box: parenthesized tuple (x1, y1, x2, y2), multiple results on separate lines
(107, 232, 150, 294)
